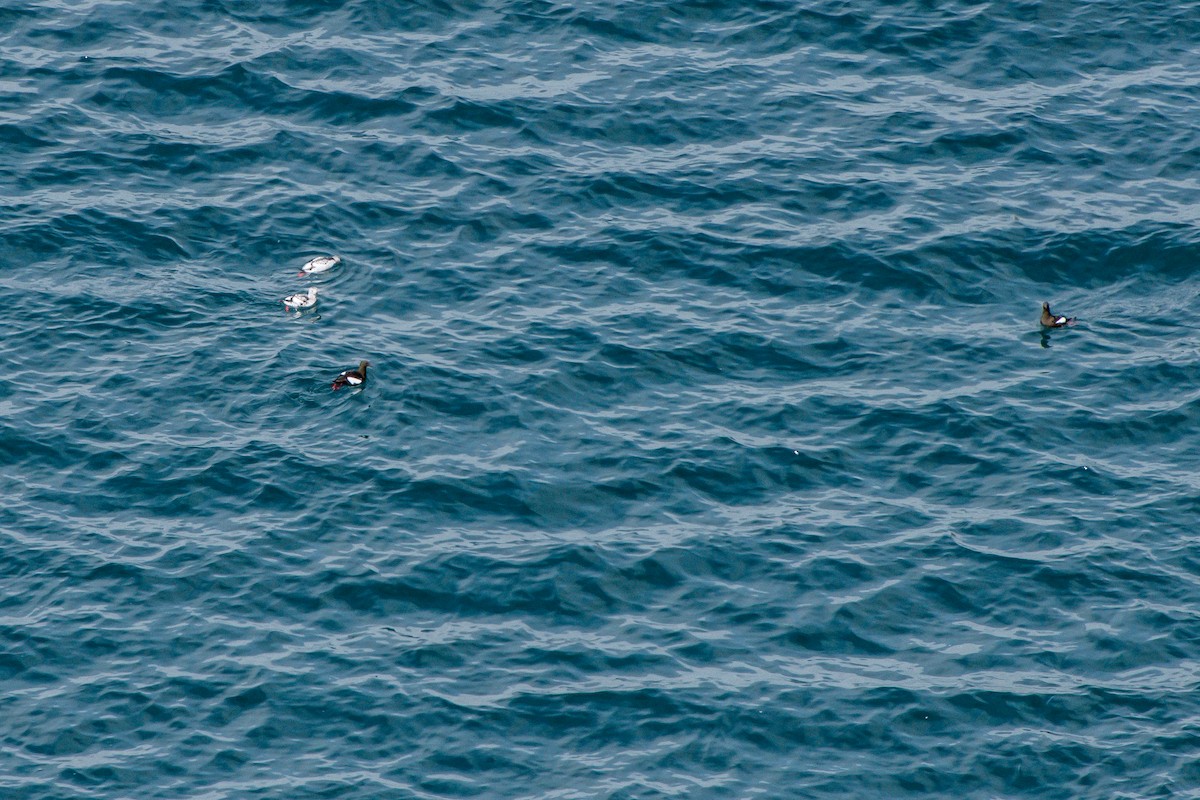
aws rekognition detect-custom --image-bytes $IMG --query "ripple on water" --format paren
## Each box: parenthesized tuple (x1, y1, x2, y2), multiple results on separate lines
(5, 0, 1200, 798)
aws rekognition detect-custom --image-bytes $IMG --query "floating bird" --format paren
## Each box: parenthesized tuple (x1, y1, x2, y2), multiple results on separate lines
(1040, 302, 1076, 328)
(331, 360, 370, 391)
(300, 255, 341, 277)
(283, 286, 319, 311)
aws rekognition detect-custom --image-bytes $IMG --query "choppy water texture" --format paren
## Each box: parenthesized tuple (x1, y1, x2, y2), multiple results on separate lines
(5, 1, 1200, 798)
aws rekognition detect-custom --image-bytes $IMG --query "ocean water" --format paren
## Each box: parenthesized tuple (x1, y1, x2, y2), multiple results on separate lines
(5, 1, 1200, 797)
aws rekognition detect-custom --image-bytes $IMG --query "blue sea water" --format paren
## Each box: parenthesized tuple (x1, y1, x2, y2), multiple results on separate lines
(5, 1, 1200, 797)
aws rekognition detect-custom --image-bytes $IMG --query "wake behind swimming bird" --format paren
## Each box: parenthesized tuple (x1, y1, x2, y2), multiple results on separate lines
(300, 255, 341, 276)
(283, 286, 319, 311)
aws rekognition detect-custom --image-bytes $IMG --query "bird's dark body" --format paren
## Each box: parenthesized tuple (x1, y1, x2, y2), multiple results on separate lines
(1040, 302, 1075, 328)
(332, 360, 370, 390)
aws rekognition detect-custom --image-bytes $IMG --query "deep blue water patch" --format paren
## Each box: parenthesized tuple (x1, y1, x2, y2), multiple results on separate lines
(4, 0, 1200, 798)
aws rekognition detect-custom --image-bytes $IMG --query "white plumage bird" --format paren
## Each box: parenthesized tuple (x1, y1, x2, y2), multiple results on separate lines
(300, 255, 341, 276)
(283, 286, 319, 311)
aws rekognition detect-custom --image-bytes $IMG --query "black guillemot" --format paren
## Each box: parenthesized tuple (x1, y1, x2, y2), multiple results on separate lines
(1040, 302, 1075, 328)
(300, 255, 341, 277)
(331, 360, 370, 391)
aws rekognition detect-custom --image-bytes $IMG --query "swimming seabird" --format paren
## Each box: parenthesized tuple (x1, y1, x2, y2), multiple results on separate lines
(331, 360, 370, 390)
(1040, 302, 1076, 328)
